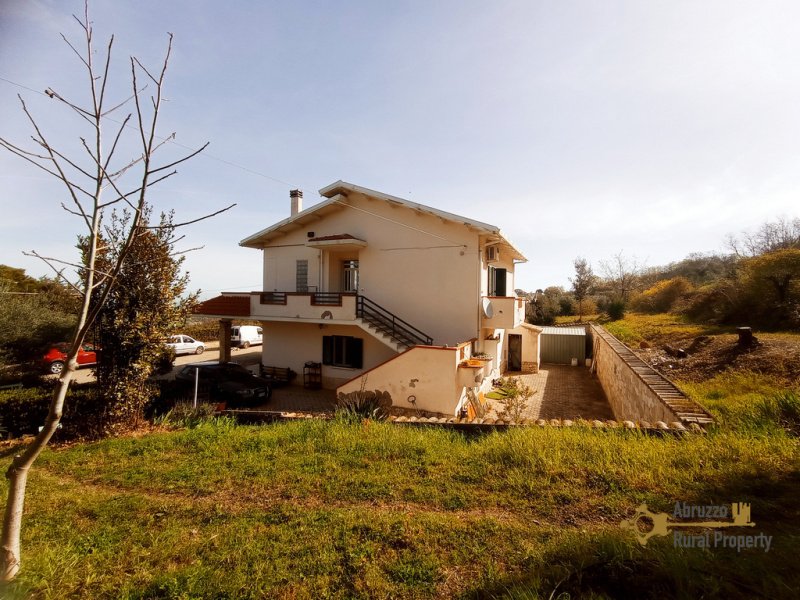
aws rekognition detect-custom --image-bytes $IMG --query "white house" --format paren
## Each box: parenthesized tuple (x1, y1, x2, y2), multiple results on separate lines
(198, 181, 541, 416)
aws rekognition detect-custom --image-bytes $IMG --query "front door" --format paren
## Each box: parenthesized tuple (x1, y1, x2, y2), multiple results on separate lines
(508, 334, 522, 371)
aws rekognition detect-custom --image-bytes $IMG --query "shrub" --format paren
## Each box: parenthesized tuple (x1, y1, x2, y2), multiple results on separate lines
(153, 403, 231, 429)
(606, 300, 626, 321)
(336, 389, 392, 421)
(0, 384, 109, 439)
(630, 277, 694, 314)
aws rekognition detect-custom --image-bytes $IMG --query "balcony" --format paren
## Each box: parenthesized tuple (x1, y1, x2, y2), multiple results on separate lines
(250, 292, 358, 322)
(481, 296, 525, 330)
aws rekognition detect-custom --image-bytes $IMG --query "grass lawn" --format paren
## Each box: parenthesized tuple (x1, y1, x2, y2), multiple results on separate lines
(2, 313, 799, 598)
(1, 412, 799, 599)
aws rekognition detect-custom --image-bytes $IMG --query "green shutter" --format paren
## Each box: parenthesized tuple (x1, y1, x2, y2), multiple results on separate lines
(350, 337, 363, 369)
(322, 336, 333, 365)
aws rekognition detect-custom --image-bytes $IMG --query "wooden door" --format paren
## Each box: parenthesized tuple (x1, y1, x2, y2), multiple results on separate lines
(508, 334, 522, 371)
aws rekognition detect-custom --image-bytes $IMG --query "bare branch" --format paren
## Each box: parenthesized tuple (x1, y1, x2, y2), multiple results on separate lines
(145, 203, 236, 229)
(0, 139, 94, 201)
(101, 88, 146, 118)
(41, 140, 95, 180)
(132, 57, 159, 85)
(97, 34, 114, 112)
(102, 113, 131, 171)
(150, 141, 209, 174)
(22, 251, 84, 295)
(44, 88, 96, 125)
(98, 170, 178, 209)
(59, 32, 90, 69)
(171, 245, 204, 257)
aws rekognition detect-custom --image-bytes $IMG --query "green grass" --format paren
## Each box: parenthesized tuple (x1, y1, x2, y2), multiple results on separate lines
(2, 313, 799, 598)
(602, 313, 724, 345)
(2, 415, 799, 598)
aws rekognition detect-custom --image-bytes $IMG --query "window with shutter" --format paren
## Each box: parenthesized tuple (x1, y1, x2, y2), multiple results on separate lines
(322, 335, 363, 368)
(489, 267, 507, 297)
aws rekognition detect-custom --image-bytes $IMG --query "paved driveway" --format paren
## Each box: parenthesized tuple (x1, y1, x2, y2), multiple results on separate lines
(485, 364, 613, 421)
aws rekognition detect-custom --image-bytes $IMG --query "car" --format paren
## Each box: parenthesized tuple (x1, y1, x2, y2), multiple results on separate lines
(175, 361, 271, 407)
(42, 343, 98, 375)
(165, 334, 205, 356)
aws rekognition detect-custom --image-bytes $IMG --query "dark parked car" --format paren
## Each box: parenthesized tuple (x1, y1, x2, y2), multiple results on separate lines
(175, 361, 271, 407)
(42, 343, 98, 375)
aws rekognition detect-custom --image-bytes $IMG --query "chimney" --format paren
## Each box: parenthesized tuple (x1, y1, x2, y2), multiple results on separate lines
(290, 189, 303, 216)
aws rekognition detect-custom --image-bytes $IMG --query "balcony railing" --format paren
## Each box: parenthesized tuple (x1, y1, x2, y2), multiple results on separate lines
(259, 291, 354, 306)
(251, 291, 433, 349)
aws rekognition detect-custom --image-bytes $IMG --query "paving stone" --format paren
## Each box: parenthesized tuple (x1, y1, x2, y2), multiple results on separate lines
(484, 364, 614, 422)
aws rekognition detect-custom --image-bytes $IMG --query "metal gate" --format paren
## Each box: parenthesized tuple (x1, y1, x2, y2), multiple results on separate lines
(539, 326, 587, 364)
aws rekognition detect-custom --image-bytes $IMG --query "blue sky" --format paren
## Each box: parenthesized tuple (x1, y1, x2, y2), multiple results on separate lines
(2, 0, 799, 297)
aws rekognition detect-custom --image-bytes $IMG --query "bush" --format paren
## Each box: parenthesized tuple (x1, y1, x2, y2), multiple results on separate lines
(606, 300, 626, 321)
(630, 277, 694, 314)
(0, 384, 109, 439)
(153, 403, 230, 429)
(153, 346, 176, 375)
(336, 389, 392, 421)
(181, 319, 221, 342)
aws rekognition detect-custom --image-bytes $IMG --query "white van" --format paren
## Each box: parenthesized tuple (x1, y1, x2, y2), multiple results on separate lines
(231, 325, 263, 349)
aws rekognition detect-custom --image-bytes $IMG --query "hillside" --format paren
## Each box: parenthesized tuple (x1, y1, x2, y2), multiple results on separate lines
(603, 313, 800, 383)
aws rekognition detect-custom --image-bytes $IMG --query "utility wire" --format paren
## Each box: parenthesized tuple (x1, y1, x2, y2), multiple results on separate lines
(0, 75, 296, 188)
(2, 75, 486, 252)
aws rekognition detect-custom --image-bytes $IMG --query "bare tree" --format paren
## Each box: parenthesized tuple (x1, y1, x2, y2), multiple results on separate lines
(726, 216, 800, 258)
(599, 251, 644, 303)
(570, 257, 596, 321)
(0, 4, 231, 581)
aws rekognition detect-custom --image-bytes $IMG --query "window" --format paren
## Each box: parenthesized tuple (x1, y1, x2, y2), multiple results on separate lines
(342, 260, 359, 292)
(322, 335, 363, 369)
(296, 260, 308, 292)
(488, 266, 507, 297)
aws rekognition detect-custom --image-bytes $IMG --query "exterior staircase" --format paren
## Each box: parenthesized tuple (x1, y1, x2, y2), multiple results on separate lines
(355, 295, 433, 352)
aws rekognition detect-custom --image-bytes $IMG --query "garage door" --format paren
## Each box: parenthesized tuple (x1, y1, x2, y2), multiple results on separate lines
(540, 326, 587, 364)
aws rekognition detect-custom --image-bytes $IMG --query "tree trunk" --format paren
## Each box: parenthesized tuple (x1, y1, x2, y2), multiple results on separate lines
(1, 364, 75, 581)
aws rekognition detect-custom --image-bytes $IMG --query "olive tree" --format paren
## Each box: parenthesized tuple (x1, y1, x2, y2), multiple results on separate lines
(0, 4, 231, 580)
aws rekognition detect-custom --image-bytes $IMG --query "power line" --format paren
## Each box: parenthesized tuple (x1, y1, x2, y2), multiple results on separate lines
(0, 74, 297, 188)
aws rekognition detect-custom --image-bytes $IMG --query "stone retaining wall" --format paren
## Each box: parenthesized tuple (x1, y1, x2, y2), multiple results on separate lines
(223, 409, 705, 434)
(587, 325, 714, 427)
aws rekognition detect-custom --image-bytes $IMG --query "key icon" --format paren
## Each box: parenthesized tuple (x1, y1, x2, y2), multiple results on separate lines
(620, 502, 755, 545)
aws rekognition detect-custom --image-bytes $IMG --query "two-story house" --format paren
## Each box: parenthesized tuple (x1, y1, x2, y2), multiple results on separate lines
(199, 181, 541, 416)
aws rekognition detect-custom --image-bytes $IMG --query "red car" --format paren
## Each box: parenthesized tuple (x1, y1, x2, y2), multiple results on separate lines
(42, 343, 98, 375)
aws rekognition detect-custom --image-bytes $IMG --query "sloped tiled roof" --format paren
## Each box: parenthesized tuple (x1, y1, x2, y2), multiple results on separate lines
(194, 294, 251, 317)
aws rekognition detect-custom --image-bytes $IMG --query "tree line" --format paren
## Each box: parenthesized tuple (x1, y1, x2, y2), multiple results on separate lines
(521, 216, 800, 330)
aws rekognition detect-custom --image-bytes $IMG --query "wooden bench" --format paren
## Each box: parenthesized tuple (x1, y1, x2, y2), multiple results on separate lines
(259, 365, 296, 387)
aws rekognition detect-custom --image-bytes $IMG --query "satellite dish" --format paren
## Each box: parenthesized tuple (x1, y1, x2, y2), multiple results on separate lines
(482, 298, 494, 318)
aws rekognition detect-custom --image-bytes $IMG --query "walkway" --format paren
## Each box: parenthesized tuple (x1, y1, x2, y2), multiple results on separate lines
(485, 364, 613, 421)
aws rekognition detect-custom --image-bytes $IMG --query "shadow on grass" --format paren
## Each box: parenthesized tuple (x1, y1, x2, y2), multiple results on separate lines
(466, 465, 800, 600)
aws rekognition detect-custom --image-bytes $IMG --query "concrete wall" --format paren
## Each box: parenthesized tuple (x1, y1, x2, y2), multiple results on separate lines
(260, 321, 396, 389)
(589, 325, 680, 423)
(337, 346, 462, 415)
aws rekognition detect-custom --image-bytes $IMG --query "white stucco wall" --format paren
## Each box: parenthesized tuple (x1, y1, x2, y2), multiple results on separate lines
(337, 346, 462, 415)
(260, 191, 487, 346)
(260, 321, 397, 389)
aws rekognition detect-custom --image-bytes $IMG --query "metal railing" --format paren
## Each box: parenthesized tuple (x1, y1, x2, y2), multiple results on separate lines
(356, 295, 433, 348)
(260, 292, 287, 305)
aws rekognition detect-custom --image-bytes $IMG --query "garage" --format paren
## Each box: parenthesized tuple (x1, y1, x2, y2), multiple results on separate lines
(539, 326, 587, 365)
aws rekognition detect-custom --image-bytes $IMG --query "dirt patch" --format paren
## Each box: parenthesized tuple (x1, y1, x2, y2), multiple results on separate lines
(634, 333, 800, 383)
